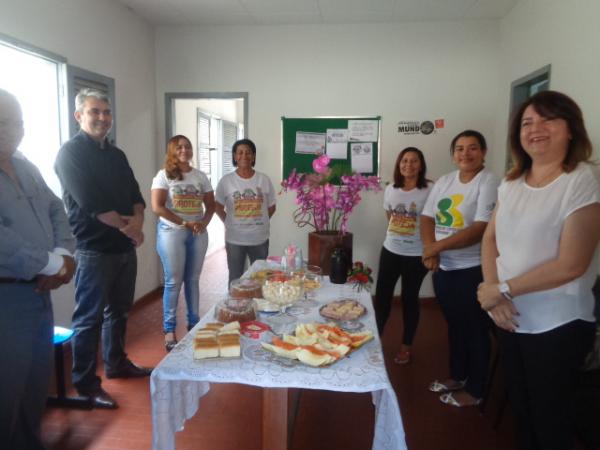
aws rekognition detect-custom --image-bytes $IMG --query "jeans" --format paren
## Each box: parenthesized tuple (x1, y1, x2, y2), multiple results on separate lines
(374, 247, 429, 344)
(0, 284, 53, 450)
(225, 240, 269, 283)
(71, 249, 137, 392)
(156, 222, 208, 332)
(499, 320, 596, 450)
(433, 265, 490, 398)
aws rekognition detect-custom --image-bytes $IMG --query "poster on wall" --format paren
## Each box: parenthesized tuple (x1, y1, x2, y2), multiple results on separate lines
(397, 119, 445, 135)
(295, 131, 326, 154)
(326, 128, 348, 159)
(350, 142, 373, 173)
(348, 120, 378, 142)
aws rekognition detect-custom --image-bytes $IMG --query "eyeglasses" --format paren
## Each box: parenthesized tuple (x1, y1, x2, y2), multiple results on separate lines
(0, 119, 24, 129)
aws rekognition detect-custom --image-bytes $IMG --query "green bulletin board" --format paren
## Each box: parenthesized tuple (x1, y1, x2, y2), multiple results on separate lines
(281, 116, 381, 180)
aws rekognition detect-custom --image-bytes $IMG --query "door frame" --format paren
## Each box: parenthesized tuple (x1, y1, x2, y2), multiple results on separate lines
(164, 92, 248, 146)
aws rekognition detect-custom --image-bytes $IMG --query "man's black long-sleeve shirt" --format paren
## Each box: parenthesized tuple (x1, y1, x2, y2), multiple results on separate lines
(55, 131, 145, 253)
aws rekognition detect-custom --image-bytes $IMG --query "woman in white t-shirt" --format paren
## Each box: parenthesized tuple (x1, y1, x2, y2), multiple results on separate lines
(215, 139, 276, 283)
(151, 135, 215, 351)
(478, 91, 599, 450)
(375, 147, 433, 365)
(421, 130, 499, 407)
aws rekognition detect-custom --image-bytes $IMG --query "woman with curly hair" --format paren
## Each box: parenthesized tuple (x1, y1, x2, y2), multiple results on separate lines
(151, 135, 215, 351)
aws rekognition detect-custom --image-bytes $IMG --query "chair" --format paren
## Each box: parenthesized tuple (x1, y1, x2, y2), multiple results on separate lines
(46, 326, 92, 409)
(480, 327, 509, 429)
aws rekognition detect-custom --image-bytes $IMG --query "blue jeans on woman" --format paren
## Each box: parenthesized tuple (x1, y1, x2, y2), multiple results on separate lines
(157, 221, 208, 333)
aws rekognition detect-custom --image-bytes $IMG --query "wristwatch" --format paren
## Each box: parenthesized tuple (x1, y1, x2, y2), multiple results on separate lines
(498, 282, 513, 300)
(58, 264, 68, 277)
(181, 220, 188, 228)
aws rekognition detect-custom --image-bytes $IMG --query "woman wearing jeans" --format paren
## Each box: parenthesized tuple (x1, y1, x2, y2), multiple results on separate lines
(151, 135, 215, 351)
(374, 147, 432, 364)
(421, 130, 498, 407)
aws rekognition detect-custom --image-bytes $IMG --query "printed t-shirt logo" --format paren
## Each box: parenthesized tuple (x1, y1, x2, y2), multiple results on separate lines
(388, 202, 417, 236)
(172, 184, 203, 214)
(435, 194, 464, 228)
(233, 188, 263, 218)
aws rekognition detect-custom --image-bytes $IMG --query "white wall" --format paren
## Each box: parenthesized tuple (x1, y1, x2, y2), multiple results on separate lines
(0, 0, 158, 326)
(491, 0, 600, 173)
(156, 21, 502, 296)
(494, 0, 600, 273)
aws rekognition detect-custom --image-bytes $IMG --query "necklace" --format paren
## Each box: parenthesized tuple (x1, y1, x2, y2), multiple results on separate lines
(527, 166, 563, 187)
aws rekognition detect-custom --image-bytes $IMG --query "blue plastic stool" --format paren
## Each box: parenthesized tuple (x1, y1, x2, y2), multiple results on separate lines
(47, 326, 92, 409)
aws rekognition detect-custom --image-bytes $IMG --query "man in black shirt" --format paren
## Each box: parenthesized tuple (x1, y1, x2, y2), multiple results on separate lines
(55, 89, 151, 409)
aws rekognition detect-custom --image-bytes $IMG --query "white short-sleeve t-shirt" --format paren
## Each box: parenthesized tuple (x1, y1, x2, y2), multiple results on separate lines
(422, 169, 498, 270)
(495, 163, 600, 333)
(215, 171, 276, 245)
(382, 182, 433, 256)
(151, 168, 213, 227)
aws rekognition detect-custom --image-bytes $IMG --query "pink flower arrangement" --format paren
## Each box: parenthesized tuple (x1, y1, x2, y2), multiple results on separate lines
(281, 154, 381, 234)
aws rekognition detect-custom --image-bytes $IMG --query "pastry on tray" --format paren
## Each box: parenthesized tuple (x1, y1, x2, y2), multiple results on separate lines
(319, 299, 366, 321)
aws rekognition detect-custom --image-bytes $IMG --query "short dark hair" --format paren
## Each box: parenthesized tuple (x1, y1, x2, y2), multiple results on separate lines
(507, 90, 592, 180)
(232, 138, 256, 167)
(393, 147, 429, 189)
(450, 130, 487, 154)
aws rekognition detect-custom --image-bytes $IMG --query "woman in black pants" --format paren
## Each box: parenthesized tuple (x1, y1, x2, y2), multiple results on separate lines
(375, 147, 433, 364)
(478, 91, 599, 449)
(421, 130, 499, 407)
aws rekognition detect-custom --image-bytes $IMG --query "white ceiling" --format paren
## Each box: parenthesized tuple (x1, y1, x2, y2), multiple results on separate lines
(118, 0, 520, 26)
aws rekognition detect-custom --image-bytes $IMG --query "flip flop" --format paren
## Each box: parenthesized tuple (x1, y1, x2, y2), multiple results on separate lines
(439, 392, 482, 407)
(428, 379, 466, 393)
(393, 349, 411, 365)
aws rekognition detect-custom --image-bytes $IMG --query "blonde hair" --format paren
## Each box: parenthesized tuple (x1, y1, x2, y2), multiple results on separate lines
(164, 135, 192, 180)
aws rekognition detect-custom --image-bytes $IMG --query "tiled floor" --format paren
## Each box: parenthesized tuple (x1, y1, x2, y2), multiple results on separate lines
(42, 248, 515, 450)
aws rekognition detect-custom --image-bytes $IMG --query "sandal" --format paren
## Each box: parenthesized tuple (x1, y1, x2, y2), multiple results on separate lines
(439, 391, 482, 407)
(394, 349, 411, 365)
(165, 332, 177, 352)
(428, 379, 466, 393)
(165, 339, 177, 352)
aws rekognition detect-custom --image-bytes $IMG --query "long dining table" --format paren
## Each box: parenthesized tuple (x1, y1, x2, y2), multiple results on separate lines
(150, 261, 406, 450)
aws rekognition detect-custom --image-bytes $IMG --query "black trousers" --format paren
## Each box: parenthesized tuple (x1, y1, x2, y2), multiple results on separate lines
(433, 265, 490, 398)
(499, 319, 596, 450)
(374, 246, 428, 345)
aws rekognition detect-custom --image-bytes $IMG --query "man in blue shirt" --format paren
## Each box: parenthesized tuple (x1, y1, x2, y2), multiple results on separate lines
(55, 89, 151, 410)
(0, 89, 76, 449)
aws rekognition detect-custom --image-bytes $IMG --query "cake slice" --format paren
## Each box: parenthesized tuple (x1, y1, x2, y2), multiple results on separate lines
(193, 337, 219, 359)
(217, 334, 240, 357)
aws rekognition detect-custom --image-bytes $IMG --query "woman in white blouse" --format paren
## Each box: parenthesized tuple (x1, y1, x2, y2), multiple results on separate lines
(478, 91, 599, 450)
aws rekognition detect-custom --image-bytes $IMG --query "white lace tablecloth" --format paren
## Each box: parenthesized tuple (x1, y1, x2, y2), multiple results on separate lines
(150, 262, 405, 450)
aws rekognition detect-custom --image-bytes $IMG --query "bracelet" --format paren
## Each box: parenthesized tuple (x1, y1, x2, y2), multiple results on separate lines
(498, 282, 513, 300)
(181, 220, 187, 227)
